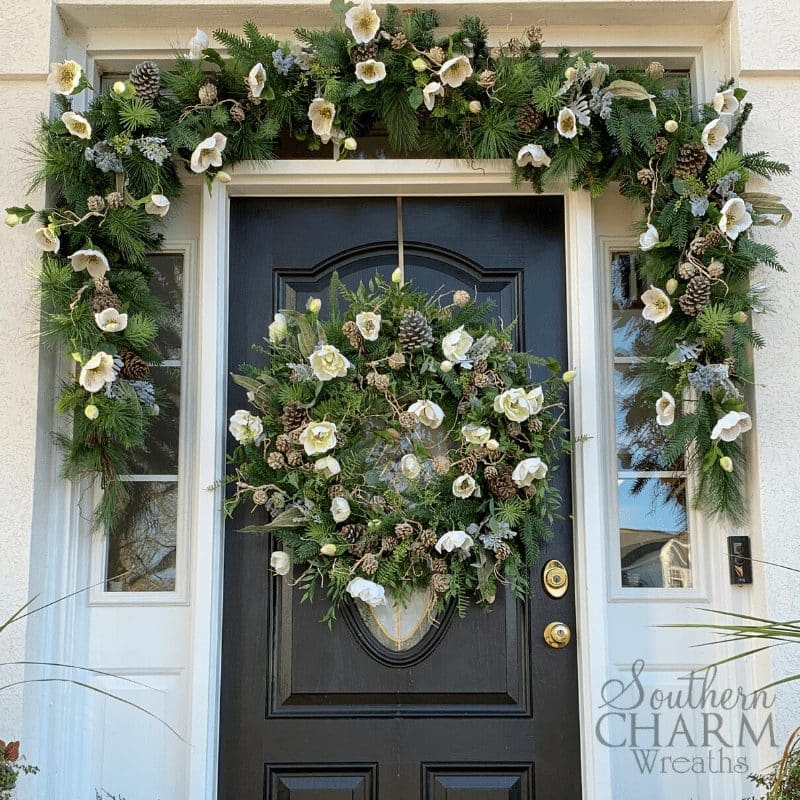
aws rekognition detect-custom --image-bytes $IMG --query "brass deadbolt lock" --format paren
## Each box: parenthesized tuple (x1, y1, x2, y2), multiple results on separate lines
(542, 559, 569, 598)
(544, 621, 572, 649)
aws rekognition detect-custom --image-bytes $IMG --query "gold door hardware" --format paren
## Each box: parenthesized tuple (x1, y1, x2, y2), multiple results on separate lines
(543, 621, 572, 649)
(542, 559, 569, 598)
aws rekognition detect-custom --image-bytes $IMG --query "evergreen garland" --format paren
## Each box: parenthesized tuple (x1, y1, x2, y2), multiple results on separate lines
(4, 3, 791, 547)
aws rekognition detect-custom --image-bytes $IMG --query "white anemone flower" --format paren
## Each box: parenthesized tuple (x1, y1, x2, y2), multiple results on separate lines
(441, 325, 473, 363)
(556, 107, 578, 139)
(270, 551, 291, 576)
(346, 577, 386, 607)
(355, 59, 386, 84)
(187, 28, 210, 60)
(408, 399, 445, 429)
(299, 420, 338, 455)
(79, 351, 116, 393)
(246, 62, 267, 98)
(308, 98, 336, 140)
(145, 194, 170, 217)
(330, 496, 351, 523)
(452, 474, 478, 499)
(710, 410, 752, 442)
(639, 224, 660, 251)
(422, 81, 444, 111)
(229, 409, 264, 444)
(718, 197, 752, 240)
(313, 456, 341, 479)
(355, 312, 381, 340)
(61, 111, 92, 140)
(190, 132, 227, 173)
(438, 55, 473, 88)
(713, 89, 739, 116)
(268, 312, 288, 343)
(345, 0, 381, 44)
(511, 457, 548, 487)
(400, 453, 421, 480)
(641, 286, 672, 324)
(516, 144, 551, 169)
(46, 60, 83, 95)
(655, 391, 676, 426)
(70, 249, 109, 279)
(34, 227, 60, 253)
(435, 530, 474, 555)
(308, 344, 351, 381)
(94, 307, 129, 333)
(701, 118, 729, 160)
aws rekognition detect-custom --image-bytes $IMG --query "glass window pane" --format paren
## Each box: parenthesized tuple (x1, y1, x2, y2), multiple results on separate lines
(106, 482, 178, 592)
(149, 253, 184, 361)
(618, 477, 691, 588)
(129, 366, 180, 475)
(611, 252, 656, 358)
(614, 364, 680, 471)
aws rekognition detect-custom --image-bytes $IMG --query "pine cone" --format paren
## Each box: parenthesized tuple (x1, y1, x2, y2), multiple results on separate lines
(677, 261, 696, 280)
(129, 61, 161, 103)
(366, 371, 390, 391)
(118, 350, 150, 380)
(431, 573, 450, 594)
(328, 483, 347, 500)
(460, 454, 478, 475)
(486, 464, 518, 500)
(427, 46, 446, 65)
(381, 535, 398, 552)
(479, 446, 502, 463)
(697, 228, 724, 252)
(637, 167, 654, 185)
(281, 401, 307, 431)
(515, 102, 544, 133)
(418, 528, 437, 548)
(398, 309, 434, 351)
(524, 25, 543, 44)
(387, 351, 406, 370)
(252, 487, 268, 506)
(399, 411, 417, 430)
(91, 288, 122, 314)
(432, 455, 452, 475)
(654, 136, 669, 155)
(198, 82, 218, 106)
(506, 421, 522, 437)
(395, 522, 413, 540)
(679, 274, 712, 316)
(707, 261, 725, 279)
(86, 195, 105, 213)
(673, 143, 707, 177)
(495, 542, 512, 561)
(341, 523, 367, 543)
(286, 450, 303, 467)
(477, 69, 496, 89)
(275, 433, 293, 453)
(106, 191, 124, 209)
(390, 31, 408, 50)
(472, 372, 490, 389)
(528, 416, 543, 433)
(645, 61, 666, 80)
(497, 340, 512, 354)
(342, 320, 363, 349)
(349, 539, 368, 557)
(230, 103, 246, 123)
(361, 553, 379, 575)
(350, 41, 379, 64)
(431, 557, 448, 574)
(267, 451, 286, 469)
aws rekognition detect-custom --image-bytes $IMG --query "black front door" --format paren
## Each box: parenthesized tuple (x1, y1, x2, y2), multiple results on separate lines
(221, 196, 580, 800)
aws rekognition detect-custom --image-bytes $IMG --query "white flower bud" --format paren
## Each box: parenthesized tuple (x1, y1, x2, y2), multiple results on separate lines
(440, 360, 453, 372)
(270, 550, 291, 575)
(486, 438, 499, 451)
(112, 81, 127, 96)
(343, 137, 357, 151)
(665, 119, 679, 133)
(734, 311, 748, 324)
(320, 543, 337, 556)
(84, 404, 99, 420)
(565, 66, 577, 81)
(468, 100, 482, 113)
(306, 296, 322, 314)
(665, 278, 678, 295)
(562, 370, 577, 383)
(4, 213, 19, 227)
(391, 267, 403, 285)
(412, 57, 428, 72)
(719, 455, 734, 473)
(215, 170, 232, 184)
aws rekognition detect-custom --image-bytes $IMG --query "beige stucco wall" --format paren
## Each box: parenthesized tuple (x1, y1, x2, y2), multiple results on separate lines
(1, 0, 799, 793)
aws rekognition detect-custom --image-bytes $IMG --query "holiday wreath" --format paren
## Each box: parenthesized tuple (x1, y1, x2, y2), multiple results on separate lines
(4, 2, 791, 612)
(227, 276, 571, 619)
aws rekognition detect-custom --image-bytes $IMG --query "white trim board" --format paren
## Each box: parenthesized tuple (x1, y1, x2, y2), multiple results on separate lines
(187, 162, 612, 800)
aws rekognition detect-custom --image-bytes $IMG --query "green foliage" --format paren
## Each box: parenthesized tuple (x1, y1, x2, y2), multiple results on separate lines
(11, 10, 791, 546)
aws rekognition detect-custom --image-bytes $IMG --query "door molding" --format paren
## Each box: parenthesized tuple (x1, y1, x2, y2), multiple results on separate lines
(189, 159, 611, 800)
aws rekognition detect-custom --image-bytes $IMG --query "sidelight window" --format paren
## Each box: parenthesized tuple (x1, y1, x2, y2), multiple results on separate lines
(609, 250, 692, 589)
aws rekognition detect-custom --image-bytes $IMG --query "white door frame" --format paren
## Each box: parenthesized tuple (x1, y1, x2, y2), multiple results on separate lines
(188, 159, 612, 799)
